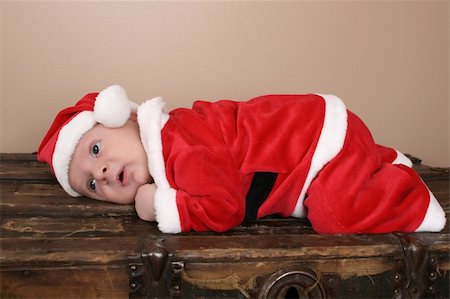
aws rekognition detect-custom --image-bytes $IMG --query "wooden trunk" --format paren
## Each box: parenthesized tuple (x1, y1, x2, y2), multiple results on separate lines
(1, 153, 449, 299)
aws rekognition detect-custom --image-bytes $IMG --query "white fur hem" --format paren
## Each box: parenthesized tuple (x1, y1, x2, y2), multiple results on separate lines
(392, 150, 413, 167)
(291, 94, 348, 218)
(137, 97, 182, 233)
(415, 190, 446, 232)
(154, 188, 182, 233)
(137, 97, 170, 188)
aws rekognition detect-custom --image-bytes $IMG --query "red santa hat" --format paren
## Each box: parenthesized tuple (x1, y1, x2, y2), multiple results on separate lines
(37, 85, 138, 196)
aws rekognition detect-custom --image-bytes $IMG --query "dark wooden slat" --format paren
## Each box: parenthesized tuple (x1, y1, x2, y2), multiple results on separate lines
(0, 200, 136, 217)
(0, 182, 136, 216)
(0, 236, 142, 267)
(413, 164, 449, 180)
(1, 182, 68, 197)
(1, 267, 129, 299)
(0, 215, 161, 238)
(1, 216, 125, 236)
(0, 154, 55, 182)
(0, 153, 38, 162)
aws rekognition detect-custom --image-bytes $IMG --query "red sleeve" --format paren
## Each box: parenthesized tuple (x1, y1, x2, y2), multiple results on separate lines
(172, 146, 246, 232)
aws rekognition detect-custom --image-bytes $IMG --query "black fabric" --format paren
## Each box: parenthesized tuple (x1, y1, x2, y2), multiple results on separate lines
(244, 172, 278, 222)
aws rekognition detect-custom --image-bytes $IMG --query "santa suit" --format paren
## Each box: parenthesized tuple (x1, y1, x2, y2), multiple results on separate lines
(137, 94, 446, 234)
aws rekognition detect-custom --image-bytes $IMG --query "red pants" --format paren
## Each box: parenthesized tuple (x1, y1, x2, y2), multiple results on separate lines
(305, 111, 430, 234)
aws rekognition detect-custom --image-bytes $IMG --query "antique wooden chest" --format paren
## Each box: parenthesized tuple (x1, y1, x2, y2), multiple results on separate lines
(1, 153, 449, 299)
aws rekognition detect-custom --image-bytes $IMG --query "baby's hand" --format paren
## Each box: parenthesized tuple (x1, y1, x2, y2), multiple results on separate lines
(135, 183, 157, 222)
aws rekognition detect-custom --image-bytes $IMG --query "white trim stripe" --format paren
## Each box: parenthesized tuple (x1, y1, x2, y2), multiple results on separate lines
(291, 94, 348, 217)
(137, 98, 182, 233)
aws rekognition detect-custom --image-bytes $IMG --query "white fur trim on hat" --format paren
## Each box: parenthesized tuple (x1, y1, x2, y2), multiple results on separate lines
(53, 111, 97, 197)
(95, 85, 138, 128)
(291, 94, 348, 218)
(137, 97, 181, 233)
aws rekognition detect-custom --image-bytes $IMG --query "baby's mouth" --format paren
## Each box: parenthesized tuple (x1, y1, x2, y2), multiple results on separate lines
(117, 167, 128, 186)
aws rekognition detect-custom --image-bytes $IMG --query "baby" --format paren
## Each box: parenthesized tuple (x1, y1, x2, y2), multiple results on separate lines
(38, 85, 446, 234)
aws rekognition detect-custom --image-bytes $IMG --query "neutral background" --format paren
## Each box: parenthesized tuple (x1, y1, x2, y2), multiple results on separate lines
(1, 1, 449, 166)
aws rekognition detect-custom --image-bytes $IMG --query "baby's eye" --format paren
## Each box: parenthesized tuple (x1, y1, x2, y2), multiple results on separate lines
(88, 179, 96, 192)
(91, 142, 100, 156)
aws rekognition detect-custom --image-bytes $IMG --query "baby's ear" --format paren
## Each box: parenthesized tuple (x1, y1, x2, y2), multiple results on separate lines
(129, 112, 138, 122)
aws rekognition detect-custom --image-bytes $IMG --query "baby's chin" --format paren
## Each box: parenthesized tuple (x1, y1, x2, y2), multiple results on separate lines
(116, 191, 138, 204)
(100, 186, 138, 204)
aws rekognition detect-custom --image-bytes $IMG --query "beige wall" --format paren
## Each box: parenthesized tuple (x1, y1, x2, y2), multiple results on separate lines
(1, 1, 449, 166)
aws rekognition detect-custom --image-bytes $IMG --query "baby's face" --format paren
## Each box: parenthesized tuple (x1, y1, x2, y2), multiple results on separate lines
(68, 120, 151, 204)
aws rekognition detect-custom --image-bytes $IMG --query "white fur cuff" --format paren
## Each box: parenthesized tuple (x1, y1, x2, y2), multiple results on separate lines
(137, 97, 181, 233)
(154, 188, 182, 233)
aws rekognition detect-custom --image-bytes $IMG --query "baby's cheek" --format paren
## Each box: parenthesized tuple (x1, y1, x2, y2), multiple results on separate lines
(134, 168, 151, 185)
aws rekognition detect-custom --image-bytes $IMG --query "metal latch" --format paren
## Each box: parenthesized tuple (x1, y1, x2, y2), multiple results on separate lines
(129, 238, 182, 299)
(394, 234, 438, 298)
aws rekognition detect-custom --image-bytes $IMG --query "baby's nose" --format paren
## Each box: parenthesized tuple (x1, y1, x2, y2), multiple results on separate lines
(94, 163, 109, 182)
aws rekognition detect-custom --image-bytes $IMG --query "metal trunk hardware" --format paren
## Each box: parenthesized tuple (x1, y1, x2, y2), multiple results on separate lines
(129, 238, 180, 299)
(254, 268, 340, 299)
(394, 234, 438, 299)
(128, 238, 341, 299)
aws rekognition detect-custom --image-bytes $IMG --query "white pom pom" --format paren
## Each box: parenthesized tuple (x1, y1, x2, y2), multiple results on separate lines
(94, 85, 131, 128)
